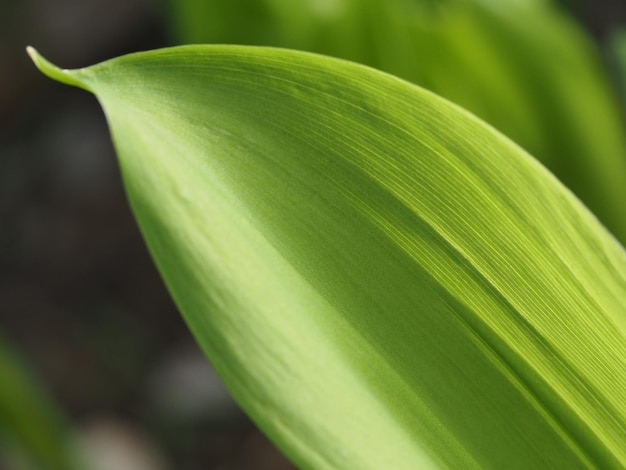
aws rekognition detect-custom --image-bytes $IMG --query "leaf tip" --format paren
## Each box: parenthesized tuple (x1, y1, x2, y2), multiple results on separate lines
(25, 45, 37, 61)
(26, 46, 91, 92)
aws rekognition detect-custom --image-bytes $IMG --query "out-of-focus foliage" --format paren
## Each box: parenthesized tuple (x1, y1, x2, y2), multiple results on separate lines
(611, 28, 626, 108)
(0, 337, 79, 470)
(169, 0, 626, 245)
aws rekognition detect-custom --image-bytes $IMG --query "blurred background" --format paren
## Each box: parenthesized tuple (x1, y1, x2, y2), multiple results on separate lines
(1, 0, 625, 469)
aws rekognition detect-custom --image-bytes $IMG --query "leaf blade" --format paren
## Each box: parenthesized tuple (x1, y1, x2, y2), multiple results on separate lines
(30, 45, 626, 469)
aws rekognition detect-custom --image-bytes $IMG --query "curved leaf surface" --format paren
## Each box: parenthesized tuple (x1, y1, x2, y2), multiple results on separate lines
(169, 0, 626, 245)
(29, 45, 626, 469)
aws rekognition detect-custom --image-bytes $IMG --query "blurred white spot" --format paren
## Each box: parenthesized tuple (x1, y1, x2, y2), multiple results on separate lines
(77, 418, 169, 470)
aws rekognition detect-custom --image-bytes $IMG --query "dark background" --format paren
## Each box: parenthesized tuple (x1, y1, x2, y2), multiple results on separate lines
(1, 1, 624, 468)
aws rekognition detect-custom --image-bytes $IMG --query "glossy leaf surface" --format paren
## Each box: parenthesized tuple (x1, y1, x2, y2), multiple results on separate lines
(30, 45, 626, 469)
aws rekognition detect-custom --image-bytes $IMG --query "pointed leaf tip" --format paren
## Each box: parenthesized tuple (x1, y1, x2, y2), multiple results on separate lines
(25, 45, 37, 61)
(27, 46, 91, 91)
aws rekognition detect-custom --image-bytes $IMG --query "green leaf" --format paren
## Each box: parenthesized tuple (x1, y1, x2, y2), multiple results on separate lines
(610, 28, 626, 110)
(29, 45, 626, 469)
(0, 336, 79, 470)
(169, 0, 626, 245)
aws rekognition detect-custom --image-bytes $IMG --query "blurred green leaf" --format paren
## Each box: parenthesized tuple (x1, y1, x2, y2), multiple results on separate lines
(610, 28, 626, 107)
(0, 337, 79, 470)
(30, 45, 626, 469)
(169, 0, 626, 245)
